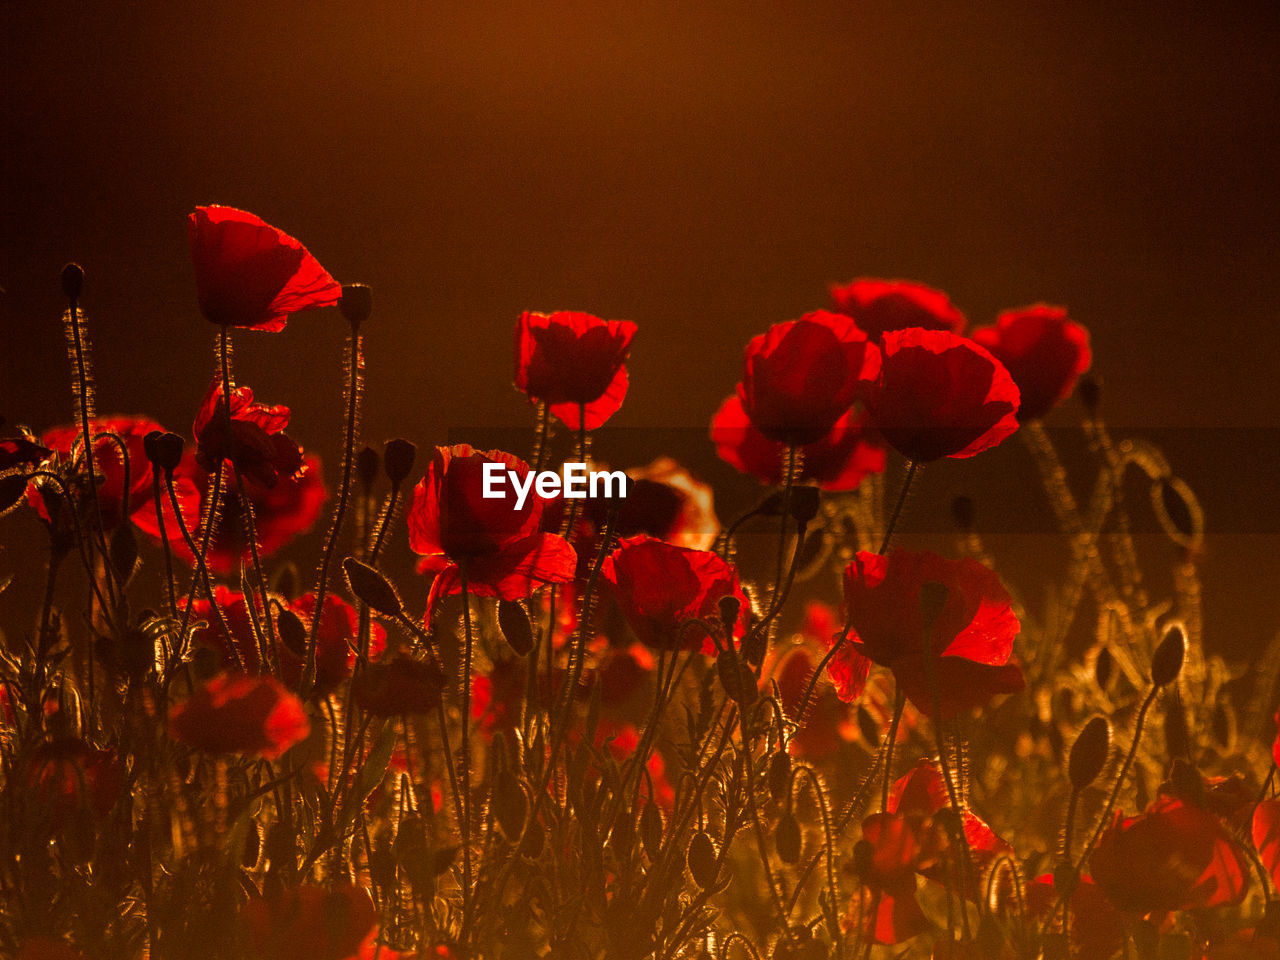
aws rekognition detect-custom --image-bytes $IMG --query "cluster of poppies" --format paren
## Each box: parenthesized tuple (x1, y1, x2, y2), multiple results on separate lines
(4, 202, 1273, 960)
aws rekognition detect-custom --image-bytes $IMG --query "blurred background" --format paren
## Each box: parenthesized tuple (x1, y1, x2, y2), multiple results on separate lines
(2, 0, 1278, 658)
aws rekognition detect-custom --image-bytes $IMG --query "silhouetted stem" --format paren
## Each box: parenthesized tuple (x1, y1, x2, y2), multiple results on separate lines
(305, 326, 363, 693)
(458, 563, 475, 936)
(881, 690, 906, 810)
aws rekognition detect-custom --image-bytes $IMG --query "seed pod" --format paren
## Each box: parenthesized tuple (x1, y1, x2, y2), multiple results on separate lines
(1077, 375, 1100, 415)
(497, 599, 534, 656)
(143, 431, 185, 475)
(687, 831, 718, 888)
(1151, 625, 1186, 688)
(338, 282, 373, 328)
(776, 811, 802, 864)
(383, 438, 417, 490)
(61, 262, 85, 301)
(716, 648, 756, 707)
(342, 556, 404, 617)
(767, 751, 792, 805)
(717, 595, 741, 636)
(1068, 716, 1111, 791)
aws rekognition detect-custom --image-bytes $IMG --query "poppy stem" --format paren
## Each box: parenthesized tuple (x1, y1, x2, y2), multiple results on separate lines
(878, 460, 918, 555)
(216, 325, 277, 657)
(458, 563, 475, 936)
(304, 324, 364, 694)
(1072, 684, 1160, 873)
(881, 689, 906, 810)
(174, 467, 244, 673)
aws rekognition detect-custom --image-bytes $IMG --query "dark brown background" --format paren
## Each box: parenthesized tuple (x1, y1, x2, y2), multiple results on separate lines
(2, 1, 1279, 658)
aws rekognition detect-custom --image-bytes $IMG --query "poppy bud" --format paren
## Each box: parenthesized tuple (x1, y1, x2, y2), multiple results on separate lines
(276, 608, 308, 658)
(143, 431, 185, 475)
(950, 495, 975, 532)
(1169, 757, 1205, 807)
(1068, 716, 1111, 791)
(61, 262, 84, 301)
(342, 556, 404, 618)
(356, 445, 379, 489)
(497, 599, 534, 656)
(1151, 625, 1186, 688)
(1094, 646, 1114, 690)
(687, 831, 718, 888)
(383, 438, 416, 490)
(919, 580, 949, 625)
(640, 802, 663, 859)
(1077, 375, 1101, 415)
(338, 282, 372, 328)
(788, 484, 820, 524)
(776, 811, 802, 864)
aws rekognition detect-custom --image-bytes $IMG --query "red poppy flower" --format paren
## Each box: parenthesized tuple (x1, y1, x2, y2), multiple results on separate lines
(187, 205, 341, 332)
(25, 739, 122, 830)
(601, 535, 749, 653)
(351, 656, 448, 716)
(616, 456, 721, 551)
(1091, 796, 1248, 914)
(868, 329, 1020, 462)
(29, 416, 194, 532)
(514, 310, 637, 430)
(889, 758, 1012, 884)
(711, 394, 886, 491)
(737, 310, 880, 447)
(826, 550, 1023, 718)
(597, 720, 674, 808)
(239, 883, 377, 960)
(970, 305, 1091, 421)
(169, 673, 310, 759)
(848, 811, 942, 944)
(193, 378, 301, 488)
(766, 641, 853, 759)
(1025, 874, 1126, 960)
(166, 451, 326, 575)
(408, 445, 576, 607)
(187, 588, 385, 695)
(1252, 798, 1280, 892)
(829, 278, 967, 340)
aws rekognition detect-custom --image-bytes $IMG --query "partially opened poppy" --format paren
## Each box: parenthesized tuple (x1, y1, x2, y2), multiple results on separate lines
(826, 550, 1023, 718)
(1091, 796, 1248, 914)
(710, 394, 886, 491)
(187, 205, 341, 332)
(514, 310, 637, 430)
(970, 304, 1091, 421)
(239, 883, 377, 960)
(868, 328, 1021, 462)
(407, 445, 576, 607)
(168, 673, 310, 760)
(829, 278, 967, 340)
(193, 378, 301, 488)
(601, 535, 749, 653)
(738, 310, 880, 447)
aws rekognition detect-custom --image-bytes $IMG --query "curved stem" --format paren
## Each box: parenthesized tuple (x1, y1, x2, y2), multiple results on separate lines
(878, 460, 918, 555)
(305, 326, 363, 693)
(458, 563, 475, 937)
(881, 689, 906, 810)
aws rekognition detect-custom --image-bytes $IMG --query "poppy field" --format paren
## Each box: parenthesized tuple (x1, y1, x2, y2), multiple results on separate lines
(1, 205, 1277, 960)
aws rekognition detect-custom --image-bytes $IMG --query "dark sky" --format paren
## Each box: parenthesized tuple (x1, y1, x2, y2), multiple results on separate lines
(3, 1, 1280, 656)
